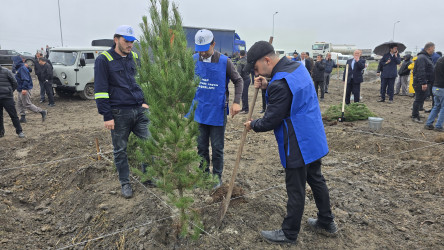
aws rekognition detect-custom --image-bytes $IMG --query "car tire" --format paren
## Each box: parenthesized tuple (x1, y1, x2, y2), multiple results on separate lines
(79, 83, 95, 100)
(25, 59, 34, 67)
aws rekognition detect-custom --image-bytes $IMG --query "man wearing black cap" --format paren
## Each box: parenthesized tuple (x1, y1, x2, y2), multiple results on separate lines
(244, 41, 337, 244)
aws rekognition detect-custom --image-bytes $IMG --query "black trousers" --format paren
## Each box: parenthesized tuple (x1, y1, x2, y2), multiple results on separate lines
(345, 79, 361, 104)
(281, 160, 334, 240)
(261, 89, 267, 111)
(43, 82, 55, 105)
(412, 85, 427, 118)
(0, 97, 22, 135)
(241, 76, 251, 111)
(314, 80, 325, 99)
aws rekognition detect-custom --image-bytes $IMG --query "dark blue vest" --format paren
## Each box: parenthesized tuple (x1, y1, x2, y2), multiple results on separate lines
(266, 66, 329, 167)
(190, 53, 228, 126)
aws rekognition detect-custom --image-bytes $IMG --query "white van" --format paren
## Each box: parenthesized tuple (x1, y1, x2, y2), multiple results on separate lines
(49, 47, 110, 99)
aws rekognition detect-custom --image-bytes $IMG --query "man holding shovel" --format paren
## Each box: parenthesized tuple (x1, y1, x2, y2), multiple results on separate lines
(243, 41, 337, 244)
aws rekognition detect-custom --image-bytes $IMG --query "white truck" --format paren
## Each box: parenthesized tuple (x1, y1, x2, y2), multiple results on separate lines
(311, 42, 372, 60)
(49, 46, 110, 100)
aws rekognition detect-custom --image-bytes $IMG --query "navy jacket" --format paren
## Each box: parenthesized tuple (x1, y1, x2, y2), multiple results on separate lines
(342, 58, 366, 84)
(12, 56, 33, 92)
(380, 52, 401, 78)
(324, 59, 337, 73)
(94, 46, 145, 121)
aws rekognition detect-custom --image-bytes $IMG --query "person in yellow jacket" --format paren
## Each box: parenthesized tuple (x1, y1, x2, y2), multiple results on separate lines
(408, 56, 417, 94)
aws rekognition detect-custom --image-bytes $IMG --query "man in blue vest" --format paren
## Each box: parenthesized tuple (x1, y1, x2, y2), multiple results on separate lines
(192, 29, 243, 189)
(94, 25, 149, 199)
(244, 41, 337, 244)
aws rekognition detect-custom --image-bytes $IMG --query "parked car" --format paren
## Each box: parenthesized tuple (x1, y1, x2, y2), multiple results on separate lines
(0, 49, 35, 66)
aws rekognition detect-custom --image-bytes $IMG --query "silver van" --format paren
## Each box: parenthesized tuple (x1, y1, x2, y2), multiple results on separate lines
(49, 47, 110, 99)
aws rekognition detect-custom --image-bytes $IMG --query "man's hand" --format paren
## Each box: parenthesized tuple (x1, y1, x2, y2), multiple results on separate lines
(422, 84, 428, 91)
(386, 59, 391, 64)
(142, 103, 149, 109)
(254, 76, 268, 90)
(244, 120, 252, 132)
(21, 90, 28, 95)
(230, 103, 241, 118)
(104, 119, 115, 130)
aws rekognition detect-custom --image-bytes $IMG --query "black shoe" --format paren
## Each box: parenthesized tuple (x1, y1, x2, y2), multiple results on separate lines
(19, 115, 26, 123)
(260, 229, 296, 244)
(48, 103, 56, 107)
(40, 100, 45, 103)
(377, 99, 385, 102)
(0, 132, 4, 138)
(435, 127, 444, 132)
(307, 218, 338, 235)
(325, 91, 329, 93)
(40, 110, 47, 122)
(424, 109, 432, 113)
(424, 124, 434, 130)
(412, 117, 423, 123)
(121, 184, 133, 199)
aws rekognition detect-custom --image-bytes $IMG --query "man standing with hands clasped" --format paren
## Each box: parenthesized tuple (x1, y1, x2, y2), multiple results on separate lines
(378, 44, 401, 103)
(94, 25, 149, 199)
(243, 41, 337, 245)
(189, 29, 243, 189)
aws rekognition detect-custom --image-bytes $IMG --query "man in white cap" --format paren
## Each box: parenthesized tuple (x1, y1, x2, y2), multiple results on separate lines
(190, 29, 243, 189)
(94, 25, 149, 198)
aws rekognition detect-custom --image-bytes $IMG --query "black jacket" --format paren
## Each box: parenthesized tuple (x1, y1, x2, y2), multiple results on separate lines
(342, 58, 366, 84)
(251, 57, 305, 168)
(312, 59, 325, 81)
(398, 60, 412, 76)
(236, 56, 250, 79)
(0, 66, 18, 99)
(434, 56, 444, 88)
(380, 52, 401, 78)
(40, 62, 53, 83)
(413, 50, 434, 86)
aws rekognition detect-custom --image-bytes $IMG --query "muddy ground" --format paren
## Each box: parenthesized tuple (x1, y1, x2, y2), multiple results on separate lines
(0, 67, 443, 249)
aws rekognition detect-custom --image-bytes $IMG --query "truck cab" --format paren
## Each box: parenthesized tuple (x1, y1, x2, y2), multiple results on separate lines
(49, 47, 110, 100)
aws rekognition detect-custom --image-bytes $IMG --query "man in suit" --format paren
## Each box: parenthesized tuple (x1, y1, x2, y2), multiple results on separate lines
(378, 44, 401, 103)
(343, 50, 366, 104)
(299, 52, 312, 73)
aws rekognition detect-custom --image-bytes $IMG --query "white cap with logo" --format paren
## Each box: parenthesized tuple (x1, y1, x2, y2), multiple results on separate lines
(195, 29, 214, 52)
(115, 25, 137, 42)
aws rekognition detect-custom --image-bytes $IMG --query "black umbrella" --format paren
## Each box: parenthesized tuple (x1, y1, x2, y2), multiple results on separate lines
(373, 41, 406, 56)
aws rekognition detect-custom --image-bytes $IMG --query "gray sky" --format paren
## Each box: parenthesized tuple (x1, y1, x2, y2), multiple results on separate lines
(1, 0, 443, 54)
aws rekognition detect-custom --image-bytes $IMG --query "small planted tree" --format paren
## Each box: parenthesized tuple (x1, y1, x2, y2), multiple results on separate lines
(130, 0, 216, 238)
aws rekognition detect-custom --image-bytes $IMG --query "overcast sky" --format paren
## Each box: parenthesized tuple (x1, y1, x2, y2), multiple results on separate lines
(1, 0, 443, 54)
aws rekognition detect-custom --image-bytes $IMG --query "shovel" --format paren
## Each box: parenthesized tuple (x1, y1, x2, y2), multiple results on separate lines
(338, 64, 349, 122)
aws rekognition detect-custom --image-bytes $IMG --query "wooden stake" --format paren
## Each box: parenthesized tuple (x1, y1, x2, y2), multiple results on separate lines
(217, 36, 274, 228)
(339, 64, 349, 122)
(95, 138, 101, 160)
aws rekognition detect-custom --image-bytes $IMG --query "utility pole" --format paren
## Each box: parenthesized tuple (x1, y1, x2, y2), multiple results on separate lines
(58, 0, 64, 46)
(272, 12, 278, 38)
(392, 21, 400, 41)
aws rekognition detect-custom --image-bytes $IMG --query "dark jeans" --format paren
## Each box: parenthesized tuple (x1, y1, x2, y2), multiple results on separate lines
(261, 89, 267, 111)
(43, 82, 55, 105)
(241, 76, 251, 111)
(380, 77, 396, 101)
(314, 80, 325, 99)
(282, 160, 334, 240)
(324, 72, 331, 92)
(197, 112, 227, 178)
(111, 107, 150, 186)
(39, 81, 46, 101)
(412, 85, 427, 118)
(345, 79, 361, 104)
(0, 98, 22, 135)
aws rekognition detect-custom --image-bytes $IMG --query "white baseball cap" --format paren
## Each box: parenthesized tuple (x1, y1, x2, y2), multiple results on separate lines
(195, 29, 214, 52)
(115, 25, 137, 42)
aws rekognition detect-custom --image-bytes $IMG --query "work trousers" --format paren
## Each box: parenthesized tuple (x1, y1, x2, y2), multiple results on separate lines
(314, 80, 325, 99)
(412, 85, 427, 119)
(323, 72, 331, 93)
(0, 98, 22, 135)
(39, 81, 46, 102)
(380, 77, 396, 101)
(111, 107, 150, 186)
(197, 112, 227, 179)
(345, 79, 361, 104)
(282, 160, 334, 240)
(43, 82, 55, 105)
(395, 75, 409, 95)
(241, 76, 251, 112)
(16, 91, 43, 115)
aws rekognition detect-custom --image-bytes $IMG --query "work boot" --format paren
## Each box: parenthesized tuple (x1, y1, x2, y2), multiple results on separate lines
(121, 184, 133, 199)
(307, 218, 338, 235)
(19, 115, 27, 123)
(40, 110, 47, 122)
(424, 124, 434, 130)
(260, 229, 297, 244)
(18, 132, 25, 138)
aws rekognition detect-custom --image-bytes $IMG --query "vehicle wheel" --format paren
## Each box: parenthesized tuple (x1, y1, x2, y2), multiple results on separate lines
(56, 88, 74, 98)
(25, 59, 34, 67)
(79, 83, 95, 100)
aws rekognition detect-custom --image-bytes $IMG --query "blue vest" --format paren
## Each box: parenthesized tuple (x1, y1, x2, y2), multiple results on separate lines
(266, 66, 329, 167)
(190, 53, 228, 126)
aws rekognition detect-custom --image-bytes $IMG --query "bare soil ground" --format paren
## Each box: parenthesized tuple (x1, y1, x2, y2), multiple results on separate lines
(1, 68, 443, 249)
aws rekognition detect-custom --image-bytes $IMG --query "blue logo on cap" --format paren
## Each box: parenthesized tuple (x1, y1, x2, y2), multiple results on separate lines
(127, 27, 133, 35)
